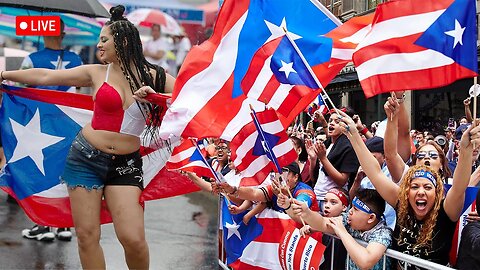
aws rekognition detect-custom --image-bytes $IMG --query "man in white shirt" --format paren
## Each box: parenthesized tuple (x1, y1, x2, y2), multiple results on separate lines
(143, 24, 170, 71)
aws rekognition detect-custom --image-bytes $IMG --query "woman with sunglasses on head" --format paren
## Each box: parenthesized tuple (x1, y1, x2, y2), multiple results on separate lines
(335, 106, 480, 269)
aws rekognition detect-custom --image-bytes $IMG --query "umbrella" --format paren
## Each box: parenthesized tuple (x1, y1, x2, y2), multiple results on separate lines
(0, 0, 110, 18)
(0, 7, 102, 46)
(126, 9, 182, 36)
(0, 47, 29, 71)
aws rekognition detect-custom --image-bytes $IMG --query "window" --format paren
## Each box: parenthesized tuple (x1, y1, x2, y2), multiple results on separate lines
(367, 0, 382, 10)
(343, 0, 354, 12)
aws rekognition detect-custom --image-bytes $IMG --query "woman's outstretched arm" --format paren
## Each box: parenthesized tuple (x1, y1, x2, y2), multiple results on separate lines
(338, 111, 400, 207)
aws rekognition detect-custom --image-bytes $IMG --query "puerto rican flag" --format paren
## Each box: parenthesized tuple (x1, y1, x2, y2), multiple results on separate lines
(222, 197, 293, 269)
(240, 21, 328, 122)
(158, 0, 342, 142)
(353, 0, 478, 98)
(316, 94, 328, 116)
(222, 197, 324, 269)
(165, 138, 216, 178)
(230, 108, 297, 186)
(0, 85, 199, 227)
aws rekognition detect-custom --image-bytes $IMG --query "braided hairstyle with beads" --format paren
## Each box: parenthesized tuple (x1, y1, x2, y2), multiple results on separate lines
(105, 5, 166, 145)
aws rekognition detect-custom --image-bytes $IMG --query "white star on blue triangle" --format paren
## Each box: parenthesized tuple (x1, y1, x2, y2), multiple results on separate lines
(415, 0, 477, 72)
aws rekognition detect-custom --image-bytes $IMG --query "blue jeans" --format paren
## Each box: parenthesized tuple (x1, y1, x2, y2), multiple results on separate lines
(61, 131, 143, 190)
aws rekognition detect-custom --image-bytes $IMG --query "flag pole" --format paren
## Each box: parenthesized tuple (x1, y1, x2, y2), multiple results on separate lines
(249, 105, 305, 225)
(474, 77, 477, 124)
(190, 138, 232, 206)
(473, 77, 477, 149)
(282, 27, 336, 114)
(249, 105, 282, 173)
(282, 28, 351, 137)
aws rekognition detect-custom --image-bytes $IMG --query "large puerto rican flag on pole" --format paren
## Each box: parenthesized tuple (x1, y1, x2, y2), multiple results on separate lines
(158, 0, 341, 141)
(0, 85, 199, 227)
(353, 0, 478, 98)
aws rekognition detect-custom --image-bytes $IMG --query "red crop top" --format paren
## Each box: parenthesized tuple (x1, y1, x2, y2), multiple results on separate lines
(91, 65, 146, 137)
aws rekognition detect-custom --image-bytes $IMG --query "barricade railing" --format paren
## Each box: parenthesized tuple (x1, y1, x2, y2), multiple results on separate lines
(338, 235, 455, 270)
(217, 233, 456, 270)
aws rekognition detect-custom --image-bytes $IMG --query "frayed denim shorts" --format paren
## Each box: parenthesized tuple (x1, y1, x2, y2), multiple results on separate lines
(61, 131, 144, 190)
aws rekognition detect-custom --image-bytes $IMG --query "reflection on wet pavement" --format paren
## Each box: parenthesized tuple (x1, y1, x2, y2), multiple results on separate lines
(0, 191, 219, 269)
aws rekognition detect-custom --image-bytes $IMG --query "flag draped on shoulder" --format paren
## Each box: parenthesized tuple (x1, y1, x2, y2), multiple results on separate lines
(353, 0, 478, 97)
(159, 0, 341, 141)
(229, 108, 297, 186)
(0, 85, 198, 227)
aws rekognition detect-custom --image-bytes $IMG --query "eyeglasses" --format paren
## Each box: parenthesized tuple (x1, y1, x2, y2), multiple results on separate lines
(416, 150, 439, 160)
(215, 146, 228, 151)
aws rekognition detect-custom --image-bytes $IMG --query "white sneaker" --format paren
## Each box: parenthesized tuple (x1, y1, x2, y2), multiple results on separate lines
(55, 228, 73, 241)
(22, 225, 55, 241)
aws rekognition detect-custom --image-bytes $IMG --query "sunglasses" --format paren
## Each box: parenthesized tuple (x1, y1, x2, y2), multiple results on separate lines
(416, 150, 439, 160)
(215, 146, 228, 151)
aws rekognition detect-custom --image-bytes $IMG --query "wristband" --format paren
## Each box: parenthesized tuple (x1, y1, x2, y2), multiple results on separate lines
(395, 93, 406, 104)
(284, 203, 291, 211)
(360, 127, 369, 135)
(229, 186, 240, 198)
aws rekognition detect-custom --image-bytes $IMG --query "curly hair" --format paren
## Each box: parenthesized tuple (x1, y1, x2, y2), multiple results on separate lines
(397, 165, 443, 249)
(105, 5, 166, 147)
(411, 141, 451, 180)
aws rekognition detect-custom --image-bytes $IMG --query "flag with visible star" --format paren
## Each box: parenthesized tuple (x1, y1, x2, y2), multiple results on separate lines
(158, 0, 341, 142)
(229, 108, 297, 186)
(242, 31, 325, 120)
(353, 0, 478, 97)
(222, 197, 294, 269)
(0, 85, 199, 227)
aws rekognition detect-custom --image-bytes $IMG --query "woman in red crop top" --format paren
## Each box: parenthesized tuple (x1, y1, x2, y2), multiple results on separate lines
(1, 5, 174, 270)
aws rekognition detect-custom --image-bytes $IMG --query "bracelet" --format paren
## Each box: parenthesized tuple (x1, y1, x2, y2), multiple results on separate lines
(360, 127, 369, 135)
(395, 93, 406, 104)
(229, 186, 237, 195)
(229, 186, 240, 198)
(284, 203, 291, 211)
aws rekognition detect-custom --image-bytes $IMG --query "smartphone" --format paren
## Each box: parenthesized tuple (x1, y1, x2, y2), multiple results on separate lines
(448, 118, 455, 129)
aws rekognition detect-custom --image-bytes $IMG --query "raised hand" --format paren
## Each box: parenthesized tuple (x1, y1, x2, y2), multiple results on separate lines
(383, 96, 400, 120)
(336, 110, 358, 137)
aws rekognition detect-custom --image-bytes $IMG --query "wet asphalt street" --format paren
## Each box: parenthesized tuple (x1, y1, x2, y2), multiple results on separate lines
(0, 191, 219, 269)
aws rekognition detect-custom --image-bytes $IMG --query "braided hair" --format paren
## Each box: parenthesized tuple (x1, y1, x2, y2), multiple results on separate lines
(105, 5, 166, 145)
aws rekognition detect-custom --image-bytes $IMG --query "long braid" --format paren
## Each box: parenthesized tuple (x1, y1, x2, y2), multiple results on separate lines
(106, 6, 166, 148)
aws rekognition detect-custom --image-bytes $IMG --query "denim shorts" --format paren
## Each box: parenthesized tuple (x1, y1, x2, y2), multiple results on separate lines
(61, 131, 144, 190)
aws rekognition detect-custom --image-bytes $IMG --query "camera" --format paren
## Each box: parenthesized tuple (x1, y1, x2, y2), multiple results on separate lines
(434, 135, 447, 147)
